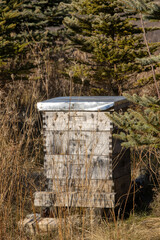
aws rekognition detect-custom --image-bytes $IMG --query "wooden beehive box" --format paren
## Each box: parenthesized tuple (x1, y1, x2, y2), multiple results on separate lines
(34, 96, 131, 209)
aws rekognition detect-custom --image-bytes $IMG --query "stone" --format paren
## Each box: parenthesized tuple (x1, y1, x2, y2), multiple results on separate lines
(18, 214, 63, 235)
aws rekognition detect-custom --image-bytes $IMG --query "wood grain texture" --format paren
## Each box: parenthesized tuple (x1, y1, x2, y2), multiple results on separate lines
(34, 191, 115, 208)
(43, 112, 112, 131)
(47, 179, 114, 193)
(34, 192, 56, 207)
(34, 110, 131, 208)
(44, 155, 112, 180)
(44, 131, 111, 155)
(44, 154, 111, 164)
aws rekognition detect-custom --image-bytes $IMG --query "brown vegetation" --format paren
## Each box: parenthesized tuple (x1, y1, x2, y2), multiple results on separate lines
(0, 9, 160, 239)
(0, 76, 159, 239)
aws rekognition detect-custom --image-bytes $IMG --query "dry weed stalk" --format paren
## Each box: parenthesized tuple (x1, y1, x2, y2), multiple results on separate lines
(0, 44, 159, 240)
(0, 81, 43, 239)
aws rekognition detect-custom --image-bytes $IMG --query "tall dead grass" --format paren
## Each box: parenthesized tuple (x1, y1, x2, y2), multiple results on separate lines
(0, 32, 83, 238)
(0, 80, 45, 239)
(0, 44, 160, 239)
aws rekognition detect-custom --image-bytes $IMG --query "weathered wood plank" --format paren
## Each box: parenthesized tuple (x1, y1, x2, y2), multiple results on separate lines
(44, 155, 112, 180)
(34, 192, 56, 207)
(34, 191, 115, 208)
(44, 154, 111, 164)
(43, 112, 112, 131)
(36, 98, 131, 209)
(48, 179, 114, 193)
(44, 131, 112, 155)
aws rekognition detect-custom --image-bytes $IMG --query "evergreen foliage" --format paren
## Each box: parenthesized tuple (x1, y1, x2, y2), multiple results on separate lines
(139, 1, 160, 65)
(41, 0, 70, 27)
(139, 55, 160, 66)
(0, 0, 27, 66)
(121, 0, 160, 98)
(144, 2, 160, 21)
(16, 0, 70, 42)
(109, 94, 160, 149)
(120, 0, 154, 13)
(0, 0, 69, 85)
(142, 1, 160, 66)
(109, 1, 160, 150)
(63, 0, 154, 95)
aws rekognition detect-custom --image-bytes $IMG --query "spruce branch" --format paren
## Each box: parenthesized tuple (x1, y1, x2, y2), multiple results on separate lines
(120, 0, 160, 98)
(137, 54, 160, 65)
(64, 0, 151, 95)
(144, 3, 160, 20)
(108, 94, 160, 149)
(139, 12, 160, 98)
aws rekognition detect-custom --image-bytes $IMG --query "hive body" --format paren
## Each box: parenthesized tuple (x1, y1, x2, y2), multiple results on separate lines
(34, 97, 131, 209)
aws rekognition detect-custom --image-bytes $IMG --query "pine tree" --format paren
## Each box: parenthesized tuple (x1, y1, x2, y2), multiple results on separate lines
(15, 0, 69, 44)
(121, 0, 160, 98)
(0, 1, 27, 67)
(0, 0, 30, 85)
(107, 1, 160, 150)
(144, 1, 160, 21)
(41, 0, 70, 27)
(109, 94, 160, 149)
(63, 0, 154, 95)
(0, 0, 70, 86)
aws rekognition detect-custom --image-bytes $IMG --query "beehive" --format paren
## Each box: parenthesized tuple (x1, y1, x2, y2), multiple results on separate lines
(34, 96, 131, 209)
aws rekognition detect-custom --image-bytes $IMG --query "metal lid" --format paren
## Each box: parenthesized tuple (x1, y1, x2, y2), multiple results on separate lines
(37, 96, 128, 111)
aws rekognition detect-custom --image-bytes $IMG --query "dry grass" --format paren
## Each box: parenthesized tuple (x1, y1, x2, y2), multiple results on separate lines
(86, 215, 160, 240)
(0, 47, 160, 239)
(0, 80, 159, 239)
(14, 212, 160, 240)
(0, 80, 44, 240)
(0, 46, 86, 239)
(0, 82, 159, 240)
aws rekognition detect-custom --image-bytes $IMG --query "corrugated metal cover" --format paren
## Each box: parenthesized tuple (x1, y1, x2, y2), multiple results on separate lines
(37, 96, 127, 111)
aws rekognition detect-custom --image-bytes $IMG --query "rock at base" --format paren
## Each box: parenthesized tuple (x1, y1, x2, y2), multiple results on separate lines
(18, 214, 63, 235)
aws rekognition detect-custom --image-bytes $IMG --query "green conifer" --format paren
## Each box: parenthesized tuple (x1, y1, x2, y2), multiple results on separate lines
(0, 0, 27, 66)
(16, 0, 69, 43)
(0, 0, 30, 85)
(63, 0, 152, 95)
(121, 0, 160, 98)
(0, 0, 69, 86)
(109, 94, 160, 149)
(108, 1, 160, 150)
